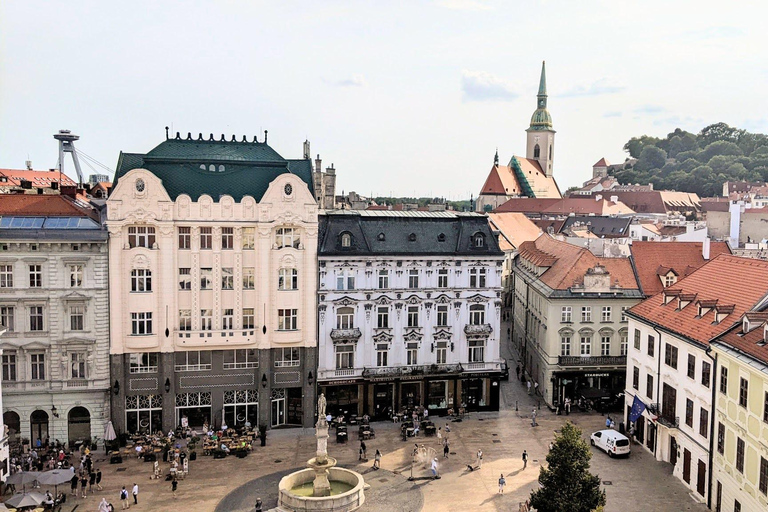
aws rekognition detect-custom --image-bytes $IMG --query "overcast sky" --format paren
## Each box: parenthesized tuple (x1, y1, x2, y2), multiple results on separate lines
(2, 0, 767, 198)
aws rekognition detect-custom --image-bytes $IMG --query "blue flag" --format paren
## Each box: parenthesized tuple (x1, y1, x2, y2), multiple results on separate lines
(629, 395, 647, 423)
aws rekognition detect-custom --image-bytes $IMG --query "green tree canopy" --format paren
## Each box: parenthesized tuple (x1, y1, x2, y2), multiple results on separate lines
(529, 421, 606, 512)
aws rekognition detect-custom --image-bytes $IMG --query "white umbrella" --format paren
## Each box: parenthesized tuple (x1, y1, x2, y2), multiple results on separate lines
(5, 491, 45, 509)
(104, 420, 117, 441)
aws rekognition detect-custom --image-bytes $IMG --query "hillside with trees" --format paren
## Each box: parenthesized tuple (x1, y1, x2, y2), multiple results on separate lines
(611, 123, 768, 197)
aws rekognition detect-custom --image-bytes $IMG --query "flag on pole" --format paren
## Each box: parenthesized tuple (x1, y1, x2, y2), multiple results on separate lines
(628, 395, 647, 422)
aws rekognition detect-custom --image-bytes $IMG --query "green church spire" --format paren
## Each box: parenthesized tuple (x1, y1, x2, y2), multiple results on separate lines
(538, 60, 547, 100)
(528, 60, 553, 131)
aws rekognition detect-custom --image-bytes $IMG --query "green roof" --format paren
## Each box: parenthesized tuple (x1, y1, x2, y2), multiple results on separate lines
(113, 134, 315, 202)
(528, 60, 553, 131)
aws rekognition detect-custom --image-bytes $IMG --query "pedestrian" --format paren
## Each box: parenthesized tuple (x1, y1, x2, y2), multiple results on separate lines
(373, 449, 381, 470)
(522, 450, 528, 469)
(606, 415, 612, 428)
(444, 423, 451, 433)
(498, 474, 506, 493)
(516, 364, 521, 380)
(132, 483, 138, 505)
(120, 486, 129, 509)
(437, 427, 442, 444)
(359, 440, 367, 460)
(549, 441, 554, 451)
(534, 381, 539, 395)
(98, 497, 110, 512)
(564, 397, 571, 415)
(96, 468, 103, 490)
(171, 477, 178, 499)
(412, 443, 419, 457)
(476, 449, 483, 469)
(80, 472, 88, 498)
(89, 469, 96, 493)
(70, 474, 78, 496)
(443, 439, 450, 459)
(531, 408, 537, 427)
(527, 380, 532, 395)
(430, 458, 438, 479)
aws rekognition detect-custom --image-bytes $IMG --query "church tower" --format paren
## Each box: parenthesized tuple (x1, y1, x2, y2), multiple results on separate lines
(526, 61, 556, 178)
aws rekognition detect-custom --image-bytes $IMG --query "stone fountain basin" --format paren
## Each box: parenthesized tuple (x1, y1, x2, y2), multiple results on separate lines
(277, 467, 365, 512)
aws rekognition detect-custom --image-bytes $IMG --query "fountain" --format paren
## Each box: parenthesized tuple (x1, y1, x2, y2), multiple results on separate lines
(275, 394, 366, 511)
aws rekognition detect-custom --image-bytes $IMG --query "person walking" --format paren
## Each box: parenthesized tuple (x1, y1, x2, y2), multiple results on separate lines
(70, 474, 78, 496)
(436, 427, 442, 444)
(534, 381, 539, 395)
(373, 449, 381, 470)
(98, 497, 110, 512)
(476, 449, 483, 469)
(89, 470, 96, 493)
(120, 486, 129, 509)
(498, 474, 506, 493)
(443, 439, 450, 459)
(80, 471, 88, 498)
(430, 458, 438, 479)
(132, 483, 138, 505)
(522, 450, 528, 470)
(96, 468, 103, 491)
(531, 408, 537, 427)
(516, 364, 521, 380)
(171, 477, 178, 499)
(526, 380, 532, 395)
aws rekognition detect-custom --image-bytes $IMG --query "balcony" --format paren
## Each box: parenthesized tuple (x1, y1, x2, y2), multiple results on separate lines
(464, 324, 493, 337)
(657, 414, 680, 429)
(462, 361, 505, 373)
(362, 363, 463, 379)
(318, 367, 365, 380)
(330, 328, 362, 343)
(557, 355, 627, 367)
(175, 329, 257, 348)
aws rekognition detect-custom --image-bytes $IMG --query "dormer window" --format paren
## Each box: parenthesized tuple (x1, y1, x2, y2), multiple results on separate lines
(664, 273, 677, 287)
(408, 233, 417, 242)
(677, 293, 696, 310)
(377, 233, 385, 242)
(341, 232, 352, 248)
(663, 289, 681, 305)
(438, 233, 446, 242)
(473, 232, 485, 248)
(713, 304, 734, 325)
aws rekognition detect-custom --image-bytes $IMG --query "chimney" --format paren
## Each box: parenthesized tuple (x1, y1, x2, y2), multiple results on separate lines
(610, 195, 618, 203)
(303, 140, 310, 160)
(703, 237, 711, 260)
(315, 154, 322, 173)
(595, 194, 603, 202)
(25, 160, 32, 170)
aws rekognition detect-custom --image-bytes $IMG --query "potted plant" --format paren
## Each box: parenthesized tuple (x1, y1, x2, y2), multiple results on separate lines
(258, 424, 267, 447)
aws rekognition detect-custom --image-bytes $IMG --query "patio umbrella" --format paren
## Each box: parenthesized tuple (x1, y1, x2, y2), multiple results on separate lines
(5, 491, 45, 509)
(105, 420, 117, 451)
(36, 469, 73, 497)
(5, 471, 40, 493)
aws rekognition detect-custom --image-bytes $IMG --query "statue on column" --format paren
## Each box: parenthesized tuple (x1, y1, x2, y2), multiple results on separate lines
(317, 393, 327, 418)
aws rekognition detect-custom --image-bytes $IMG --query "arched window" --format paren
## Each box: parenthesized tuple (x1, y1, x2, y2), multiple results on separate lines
(341, 233, 352, 247)
(336, 307, 355, 329)
(533, 144, 540, 158)
(473, 232, 485, 248)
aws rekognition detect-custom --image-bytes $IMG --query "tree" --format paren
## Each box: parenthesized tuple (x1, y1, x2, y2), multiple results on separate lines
(636, 146, 667, 171)
(529, 421, 606, 512)
(623, 135, 660, 158)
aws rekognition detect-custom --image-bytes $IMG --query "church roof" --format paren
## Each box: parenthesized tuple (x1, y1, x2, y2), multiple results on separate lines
(593, 158, 610, 167)
(528, 61, 553, 132)
(513, 156, 561, 198)
(478, 165, 523, 196)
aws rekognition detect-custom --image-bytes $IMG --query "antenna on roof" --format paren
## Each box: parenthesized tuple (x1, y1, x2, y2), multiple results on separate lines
(264, 130, 268, 144)
(165, 126, 169, 140)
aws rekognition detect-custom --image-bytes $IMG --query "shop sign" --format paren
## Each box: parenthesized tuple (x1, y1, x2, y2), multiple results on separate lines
(323, 379, 360, 386)
(584, 373, 609, 378)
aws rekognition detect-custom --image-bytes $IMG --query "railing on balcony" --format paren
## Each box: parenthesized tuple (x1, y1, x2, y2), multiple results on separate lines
(66, 379, 89, 388)
(557, 355, 627, 367)
(657, 414, 680, 429)
(334, 368, 355, 377)
(175, 328, 257, 347)
(362, 363, 463, 378)
(464, 324, 493, 337)
(330, 328, 362, 342)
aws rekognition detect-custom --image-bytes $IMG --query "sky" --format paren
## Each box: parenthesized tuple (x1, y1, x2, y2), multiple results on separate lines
(2, 0, 768, 199)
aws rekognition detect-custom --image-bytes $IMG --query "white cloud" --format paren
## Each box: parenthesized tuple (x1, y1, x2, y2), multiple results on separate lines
(560, 78, 626, 97)
(435, 0, 491, 11)
(461, 70, 518, 102)
(328, 75, 367, 88)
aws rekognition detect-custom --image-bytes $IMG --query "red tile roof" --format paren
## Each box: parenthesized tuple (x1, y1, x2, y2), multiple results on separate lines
(629, 254, 768, 346)
(593, 158, 610, 167)
(0, 169, 77, 188)
(517, 234, 639, 291)
(0, 194, 94, 217)
(630, 241, 732, 296)
(495, 197, 634, 216)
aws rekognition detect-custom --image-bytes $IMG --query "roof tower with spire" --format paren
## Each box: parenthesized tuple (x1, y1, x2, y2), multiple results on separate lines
(527, 61, 553, 131)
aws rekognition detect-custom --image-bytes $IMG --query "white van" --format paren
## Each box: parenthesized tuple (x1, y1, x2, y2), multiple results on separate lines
(590, 429, 631, 457)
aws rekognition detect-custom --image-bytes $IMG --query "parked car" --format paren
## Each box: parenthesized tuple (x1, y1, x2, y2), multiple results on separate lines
(590, 429, 631, 458)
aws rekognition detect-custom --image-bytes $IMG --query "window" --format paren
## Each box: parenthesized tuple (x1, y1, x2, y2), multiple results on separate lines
(200, 309, 212, 330)
(437, 268, 448, 288)
(2, 353, 16, 381)
(720, 366, 728, 394)
(377, 307, 389, 329)
(336, 307, 354, 329)
(200, 227, 212, 249)
(275, 227, 300, 249)
(764, 391, 768, 423)
(128, 226, 156, 248)
(435, 341, 447, 364)
(29, 264, 42, 287)
(701, 361, 711, 388)
(687, 353, 696, 378)
(665, 344, 679, 369)
(406, 342, 418, 365)
(242, 308, 254, 329)
(601, 335, 611, 356)
(759, 456, 768, 496)
(408, 269, 419, 289)
(278, 268, 298, 290)
(278, 309, 298, 330)
(223, 349, 258, 369)
(242, 228, 255, 250)
(621, 306, 628, 322)
(221, 227, 233, 249)
(580, 334, 592, 355)
(129, 352, 158, 373)
(222, 309, 234, 330)
(601, 306, 612, 322)
(739, 377, 748, 407)
(340, 233, 352, 248)
(0, 265, 13, 288)
(468, 339, 485, 362)
(699, 408, 708, 438)
(646, 374, 654, 400)
(221, 268, 234, 290)
(473, 233, 485, 248)
(581, 306, 592, 322)
(469, 304, 485, 325)
(200, 268, 212, 290)
(178, 227, 191, 249)
(685, 398, 694, 427)
(69, 264, 83, 287)
(175, 351, 212, 371)
(620, 332, 628, 356)
(734, 500, 741, 512)
(561, 306, 572, 323)
(70, 352, 86, 379)
(717, 422, 725, 454)
(275, 347, 300, 367)
(378, 270, 389, 289)
(561, 335, 571, 356)
(436, 305, 448, 327)
(736, 437, 745, 473)
(664, 274, 676, 287)
(29, 305, 44, 331)
(179, 268, 191, 290)
(0, 306, 15, 332)
(237, 267, 253, 289)
(30, 353, 45, 380)
(469, 268, 486, 288)
(632, 367, 639, 390)
(647, 335, 655, 357)
(131, 312, 152, 335)
(336, 270, 355, 290)
(69, 305, 85, 331)
(179, 309, 192, 331)
(634, 329, 641, 350)
(131, 269, 152, 292)
(376, 344, 389, 367)
(407, 306, 419, 328)
(533, 144, 540, 158)
(335, 344, 354, 369)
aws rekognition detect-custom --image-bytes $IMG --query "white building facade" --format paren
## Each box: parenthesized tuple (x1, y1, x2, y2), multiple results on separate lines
(317, 211, 505, 419)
